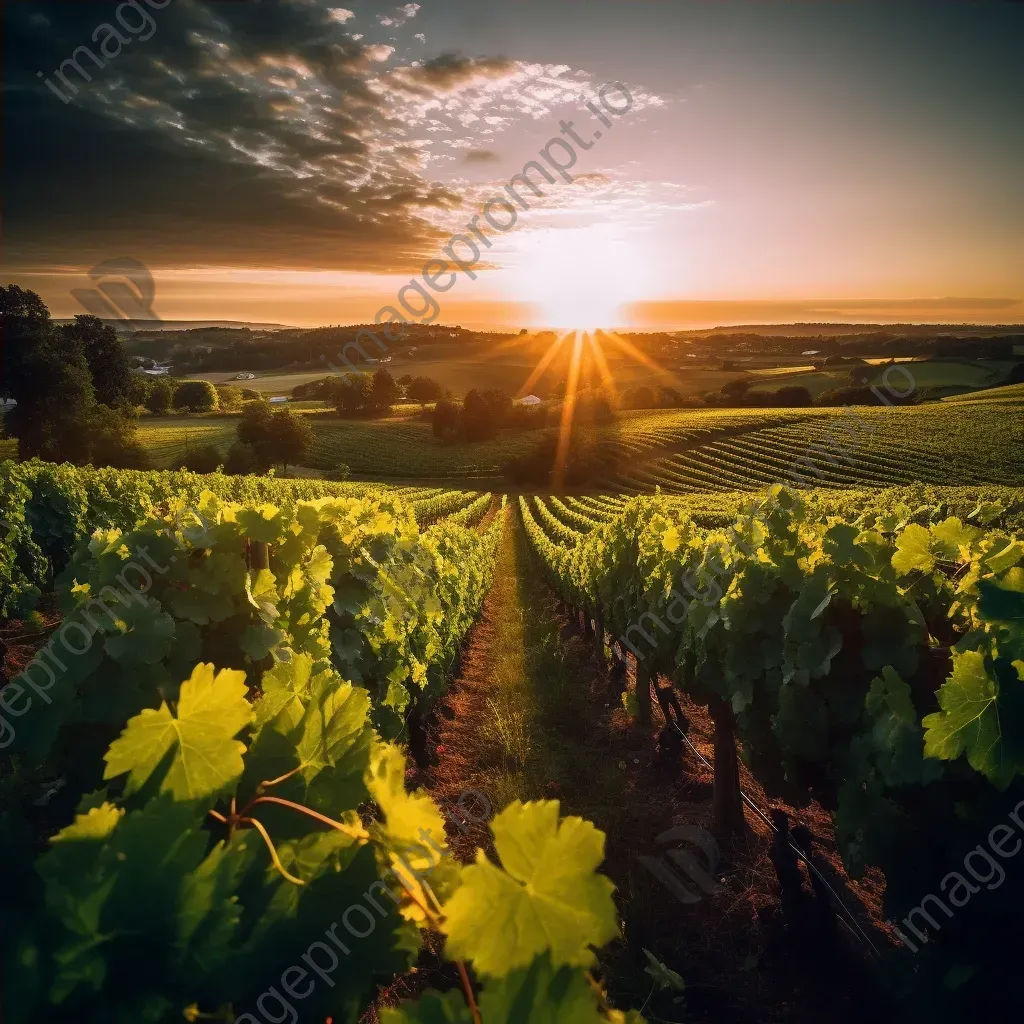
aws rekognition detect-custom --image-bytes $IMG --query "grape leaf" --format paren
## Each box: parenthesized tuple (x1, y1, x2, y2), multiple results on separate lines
(442, 800, 618, 977)
(891, 524, 934, 575)
(380, 991, 472, 1024)
(103, 663, 253, 801)
(643, 948, 686, 992)
(479, 956, 609, 1023)
(921, 650, 1024, 787)
(367, 742, 447, 859)
(102, 601, 176, 665)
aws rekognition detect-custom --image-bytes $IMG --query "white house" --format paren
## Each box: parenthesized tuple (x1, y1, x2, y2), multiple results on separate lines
(516, 394, 542, 406)
(269, 396, 288, 404)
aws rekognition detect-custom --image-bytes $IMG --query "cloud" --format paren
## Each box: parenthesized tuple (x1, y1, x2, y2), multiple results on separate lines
(364, 43, 396, 62)
(464, 149, 500, 163)
(385, 54, 519, 95)
(378, 4, 421, 28)
(3, 1, 663, 276)
(627, 298, 1024, 329)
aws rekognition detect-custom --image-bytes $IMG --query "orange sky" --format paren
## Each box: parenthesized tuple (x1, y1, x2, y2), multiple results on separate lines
(6, 2, 1022, 330)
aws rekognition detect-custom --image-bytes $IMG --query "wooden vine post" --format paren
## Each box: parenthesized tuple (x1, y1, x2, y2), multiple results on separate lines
(250, 541, 270, 574)
(635, 657, 652, 727)
(593, 612, 606, 666)
(709, 695, 745, 836)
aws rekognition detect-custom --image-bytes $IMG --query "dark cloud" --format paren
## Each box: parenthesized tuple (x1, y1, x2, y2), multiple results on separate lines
(2, 0, 459, 272)
(463, 149, 500, 163)
(385, 53, 516, 96)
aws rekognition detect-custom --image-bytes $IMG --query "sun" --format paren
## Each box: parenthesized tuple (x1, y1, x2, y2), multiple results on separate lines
(507, 224, 648, 330)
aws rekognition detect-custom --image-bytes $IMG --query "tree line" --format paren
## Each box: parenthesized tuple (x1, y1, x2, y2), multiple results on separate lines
(2, 285, 148, 467)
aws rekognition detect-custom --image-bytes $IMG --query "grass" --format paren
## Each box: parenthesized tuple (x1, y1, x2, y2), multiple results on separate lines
(191, 346, 742, 401)
(429, 510, 621, 814)
(747, 358, 1015, 397)
(136, 418, 239, 465)
(134, 413, 547, 477)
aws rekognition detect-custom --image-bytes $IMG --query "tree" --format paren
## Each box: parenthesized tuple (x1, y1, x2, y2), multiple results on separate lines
(88, 405, 149, 469)
(267, 409, 313, 473)
(480, 388, 512, 428)
(721, 378, 750, 400)
(461, 389, 493, 441)
(622, 385, 656, 409)
(172, 379, 219, 412)
(235, 402, 312, 472)
(61, 315, 133, 407)
(772, 385, 813, 407)
(1, 285, 96, 463)
(215, 384, 243, 410)
(124, 373, 149, 409)
(432, 393, 461, 439)
(236, 400, 275, 467)
(406, 376, 443, 404)
(224, 440, 261, 475)
(171, 443, 223, 473)
(371, 368, 400, 411)
(332, 374, 374, 416)
(145, 379, 174, 414)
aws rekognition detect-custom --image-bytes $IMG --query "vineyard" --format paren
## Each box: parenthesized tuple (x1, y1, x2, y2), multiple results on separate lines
(520, 481, 1024, 1020)
(587, 401, 1024, 493)
(3, 413, 1024, 1022)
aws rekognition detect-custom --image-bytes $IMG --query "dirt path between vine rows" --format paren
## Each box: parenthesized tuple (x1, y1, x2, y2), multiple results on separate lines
(393, 509, 895, 1024)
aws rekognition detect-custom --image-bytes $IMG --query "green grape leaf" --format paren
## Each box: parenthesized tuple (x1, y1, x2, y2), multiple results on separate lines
(104, 663, 253, 801)
(977, 578, 1024, 625)
(239, 623, 285, 660)
(930, 517, 981, 561)
(862, 667, 939, 786)
(37, 798, 209, 1005)
(986, 540, 1024, 574)
(969, 500, 1006, 525)
(442, 800, 618, 978)
(380, 990, 472, 1024)
(102, 601, 176, 665)
(642, 948, 686, 992)
(236, 504, 282, 543)
(366, 742, 447, 860)
(891, 523, 934, 575)
(51, 803, 124, 843)
(479, 956, 609, 1023)
(921, 650, 1024, 787)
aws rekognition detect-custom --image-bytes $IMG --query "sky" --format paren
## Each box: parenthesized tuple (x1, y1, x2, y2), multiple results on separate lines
(4, 0, 1023, 329)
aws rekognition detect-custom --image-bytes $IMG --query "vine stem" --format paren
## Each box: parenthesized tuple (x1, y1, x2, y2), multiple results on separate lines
(242, 816, 306, 886)
(455, 960, 482, 1024)
(243, 795, 368, 840)
(257, 765, 304, 792)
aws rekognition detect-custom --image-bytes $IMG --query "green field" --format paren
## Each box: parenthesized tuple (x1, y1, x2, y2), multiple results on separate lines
(136, 414, 546, 478)
(130, 394, 1024, 490)
(195, 346, 739, 400)
(747, 358, 1016, 397)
